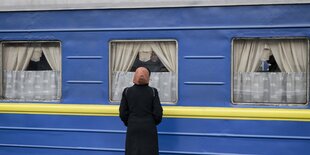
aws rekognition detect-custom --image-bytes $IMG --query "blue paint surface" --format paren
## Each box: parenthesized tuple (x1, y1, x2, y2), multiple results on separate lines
(1, 114, 310, 154)
(1, 4, 310, 155)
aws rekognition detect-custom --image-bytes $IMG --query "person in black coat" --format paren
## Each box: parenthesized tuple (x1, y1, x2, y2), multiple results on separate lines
(267, 55, 281, 72)
(119, 67, 163, 155)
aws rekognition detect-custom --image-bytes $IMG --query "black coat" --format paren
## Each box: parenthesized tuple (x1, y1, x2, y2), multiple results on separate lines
(119, 84, 163, 155)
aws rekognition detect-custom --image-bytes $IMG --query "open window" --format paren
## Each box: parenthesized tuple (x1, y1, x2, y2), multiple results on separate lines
(233, 38, 308, 104)
(0, 41, 61, 102)
(109, 40, 177, 103)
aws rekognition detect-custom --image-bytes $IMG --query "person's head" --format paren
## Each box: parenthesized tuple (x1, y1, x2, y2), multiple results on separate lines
(150, 52, 159, 62)
(133, 67, 151, 85)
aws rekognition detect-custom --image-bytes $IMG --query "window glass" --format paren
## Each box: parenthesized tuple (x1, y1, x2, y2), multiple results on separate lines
(110, 40, 177, 103)
(1, 42, 61, 102)
(233, 38, 308, 104)
(130, 52, 168, 72)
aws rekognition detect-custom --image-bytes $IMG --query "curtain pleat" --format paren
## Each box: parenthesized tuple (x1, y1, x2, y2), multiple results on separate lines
(150, 42, 176, 72)
(3, 46, 34, 71)
(111, 42, 141, 72)
(269, 39, 307, 72)
(42, 46, 61, 71)
(233, 40, 267, 73)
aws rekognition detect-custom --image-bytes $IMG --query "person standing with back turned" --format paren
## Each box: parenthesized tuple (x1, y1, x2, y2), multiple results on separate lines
(119, 67, 163, 155)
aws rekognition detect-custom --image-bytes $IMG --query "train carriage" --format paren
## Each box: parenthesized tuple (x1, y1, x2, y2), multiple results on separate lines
(1, 0, 310, 154)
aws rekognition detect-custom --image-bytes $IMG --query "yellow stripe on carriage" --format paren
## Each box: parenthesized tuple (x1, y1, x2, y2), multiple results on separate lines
(1, 103, 310, 122)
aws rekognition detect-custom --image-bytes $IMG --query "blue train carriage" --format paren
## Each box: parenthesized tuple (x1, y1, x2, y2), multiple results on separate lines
(1, 0, 310, 154)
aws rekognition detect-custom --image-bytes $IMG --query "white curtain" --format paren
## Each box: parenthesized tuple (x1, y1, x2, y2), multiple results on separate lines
(111, 42, 142, 72)
(1, 43, 61, 101)
(234, 72, 306, 103)
(111, 72, 177, 102)
(110, 41, 177, 102)
(42, 46, 61, 71)
(3, 71, 61, 101)
(3, 46, 35, 71)
(150, 41, 177, 72)
(233, 40, 267, 73)
(269, 39, 307, 72)
(233, 39, 308, 103)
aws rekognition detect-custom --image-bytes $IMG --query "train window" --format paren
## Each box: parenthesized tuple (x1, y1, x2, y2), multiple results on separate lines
(0, 41, 61, 102)
(233, 38, 308, 104)
(109, 40, 177, 103)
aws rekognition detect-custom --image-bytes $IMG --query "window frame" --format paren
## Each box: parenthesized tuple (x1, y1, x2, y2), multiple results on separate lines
(231, 37, 310, 106)
(108, 39, 178, 104)
(0, 40, 62, 102)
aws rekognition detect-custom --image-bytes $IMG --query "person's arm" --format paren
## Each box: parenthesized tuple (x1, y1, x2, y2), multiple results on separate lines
(152, 88, 163, 125)
(119, 88, 129, 126)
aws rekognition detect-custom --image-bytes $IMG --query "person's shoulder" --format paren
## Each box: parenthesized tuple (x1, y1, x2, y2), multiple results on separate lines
(123, 85, 134, 93)
(149, 86, 158, 91)
(126, 85, 135, 90)
(123, 86, 130, 91)
(148, 86, 158, 96)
